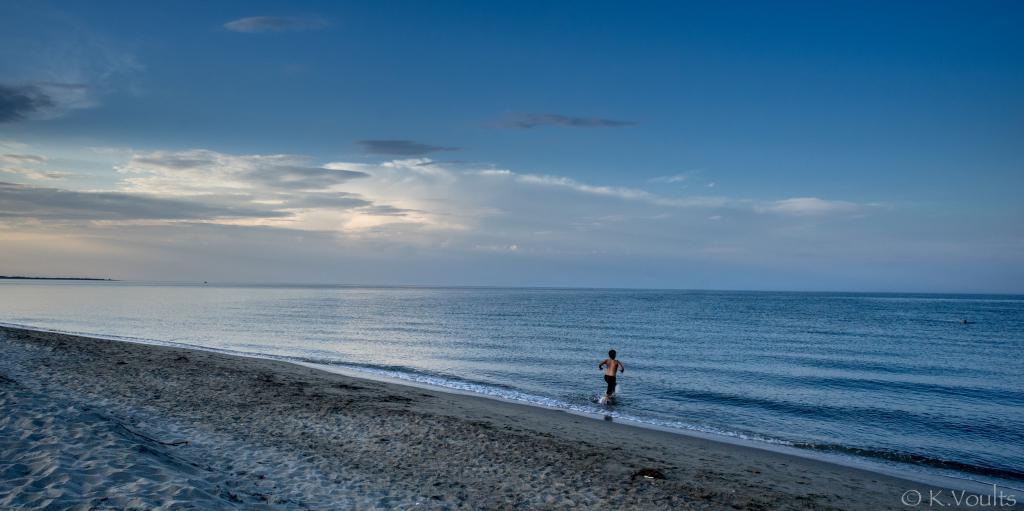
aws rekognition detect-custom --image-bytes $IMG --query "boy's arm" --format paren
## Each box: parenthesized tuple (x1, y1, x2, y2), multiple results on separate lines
(598, 359, 607, 369)
(619, 361, 625, 374)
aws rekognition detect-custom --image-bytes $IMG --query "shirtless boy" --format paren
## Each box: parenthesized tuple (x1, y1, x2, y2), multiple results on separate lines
(598, 349, 624, 403)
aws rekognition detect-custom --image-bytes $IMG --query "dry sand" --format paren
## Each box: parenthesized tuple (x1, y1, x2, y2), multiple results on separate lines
(1, 325, 1017, 510)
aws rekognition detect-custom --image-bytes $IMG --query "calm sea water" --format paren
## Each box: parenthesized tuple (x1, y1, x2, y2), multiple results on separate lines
(2, 281, 1022, 487)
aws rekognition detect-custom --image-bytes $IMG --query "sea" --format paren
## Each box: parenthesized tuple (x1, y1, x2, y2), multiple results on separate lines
(1, 280, 1022, 490)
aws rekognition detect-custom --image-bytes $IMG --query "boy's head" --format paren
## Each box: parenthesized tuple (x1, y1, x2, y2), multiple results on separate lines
(608, 349, 617, 359)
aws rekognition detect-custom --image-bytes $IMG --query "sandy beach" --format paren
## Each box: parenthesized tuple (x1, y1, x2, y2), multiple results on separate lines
(0, 325, 1016, 510)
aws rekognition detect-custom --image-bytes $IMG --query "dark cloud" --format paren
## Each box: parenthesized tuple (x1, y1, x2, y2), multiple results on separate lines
(0, 168, 70, 180)
(1, 154, 47, 164)
(224, 16, 328, 33)
(359, 205, 417, 216)
(127, 152, 369, 191)
(499, 113, 635, 129)
(0, 85, 55, 123)
(133, 156, 214, 169)
(289, 192, 372, 209)
(0, 181, 288, 221)
(357, 140, 460, 157)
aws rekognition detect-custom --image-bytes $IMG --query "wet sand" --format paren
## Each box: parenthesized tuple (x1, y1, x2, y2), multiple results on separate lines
(1, 325, 1016, 510)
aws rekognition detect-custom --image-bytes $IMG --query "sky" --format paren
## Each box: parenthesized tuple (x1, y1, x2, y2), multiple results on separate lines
(1, 1, 1022, 293)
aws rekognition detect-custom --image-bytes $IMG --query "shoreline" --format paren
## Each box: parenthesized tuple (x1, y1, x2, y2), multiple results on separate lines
(298, 359, 1019, 494)
(1, 324, 1019, 509)
(2, 320, 1016, 493)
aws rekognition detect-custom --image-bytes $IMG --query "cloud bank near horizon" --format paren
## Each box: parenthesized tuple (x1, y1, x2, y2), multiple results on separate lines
(0, 142, 1018, 292)
(0, 144, 878, 230)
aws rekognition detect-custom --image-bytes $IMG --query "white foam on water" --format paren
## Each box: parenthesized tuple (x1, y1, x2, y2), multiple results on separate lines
(0, 321, 795, 445)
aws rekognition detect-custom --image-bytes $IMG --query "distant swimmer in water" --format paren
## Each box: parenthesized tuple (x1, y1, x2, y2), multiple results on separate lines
(961, 319, 972, 324)
(598, 349, 624, 405)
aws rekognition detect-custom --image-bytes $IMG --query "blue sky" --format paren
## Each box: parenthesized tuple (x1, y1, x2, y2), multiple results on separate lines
(1, 1, 1022, 292)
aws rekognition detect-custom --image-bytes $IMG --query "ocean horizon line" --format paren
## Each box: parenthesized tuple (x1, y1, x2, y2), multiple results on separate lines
(6, 278, 1023, 298)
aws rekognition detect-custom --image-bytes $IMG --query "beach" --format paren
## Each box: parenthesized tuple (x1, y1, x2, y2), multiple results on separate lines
(0, 325, 1016, 510)
(3, 0, 1020, 507)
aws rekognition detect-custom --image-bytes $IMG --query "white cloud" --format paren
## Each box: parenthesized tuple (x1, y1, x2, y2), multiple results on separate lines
(111, 150, 470, 235)
(470, 169, 513, 177)
(477, 169, 730, 208)
(649, 173, 689, 184)
(0, 153, 47, 164)
(757, 197, 865, 216)
(515, 173, 653, 200)
(118, 149, 368, 196)
(2, 145, 888, 282)
(0, 167, 69, 180)
(753, 195, 880, 216)
(0, 140, 30, 151)
(0, 152, 69, 180)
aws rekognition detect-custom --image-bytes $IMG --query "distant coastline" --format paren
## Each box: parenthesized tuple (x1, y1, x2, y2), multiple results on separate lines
(0, 276, 115, 281)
